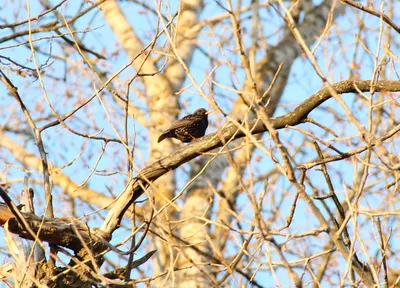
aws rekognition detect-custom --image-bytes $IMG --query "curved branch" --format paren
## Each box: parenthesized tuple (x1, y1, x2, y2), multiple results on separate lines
(2, 79, 400, 264)
(100, 80, 400, 234)
(0, 200, 109, 252)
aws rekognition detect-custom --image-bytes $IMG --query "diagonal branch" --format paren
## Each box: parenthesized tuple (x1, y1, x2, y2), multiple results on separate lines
(341, 0, 400, 34)
(2, 80, 400, 285)
(100, 80, 400, 234)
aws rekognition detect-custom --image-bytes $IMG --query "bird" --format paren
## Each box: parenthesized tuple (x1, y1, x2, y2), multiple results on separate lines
(157, 108, 209, 143)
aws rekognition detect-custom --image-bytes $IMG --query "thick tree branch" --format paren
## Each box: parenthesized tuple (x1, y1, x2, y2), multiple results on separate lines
(1, 80, 399, 286)
(0, 203, 110, 252)
(100, 80, 400, 234)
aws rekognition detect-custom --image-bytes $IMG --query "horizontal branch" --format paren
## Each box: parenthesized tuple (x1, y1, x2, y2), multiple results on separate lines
(0, 202, 110, 252)
(101, 80, 400, 234)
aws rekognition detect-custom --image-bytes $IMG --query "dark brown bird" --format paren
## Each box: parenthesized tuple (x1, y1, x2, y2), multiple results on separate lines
(157, 108, 209, 143)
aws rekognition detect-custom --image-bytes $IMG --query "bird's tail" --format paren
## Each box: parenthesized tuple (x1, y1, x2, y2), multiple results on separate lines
(157, 132, 169, 143)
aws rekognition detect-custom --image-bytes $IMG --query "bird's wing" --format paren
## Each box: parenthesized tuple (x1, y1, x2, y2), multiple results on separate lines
(158, 116, 202, 143)
(166, 117, 200, 131)
(157, 119, 194, 143)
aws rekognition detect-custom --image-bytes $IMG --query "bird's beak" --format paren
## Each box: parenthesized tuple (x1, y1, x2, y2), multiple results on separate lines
(206, 110, 215, 115)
